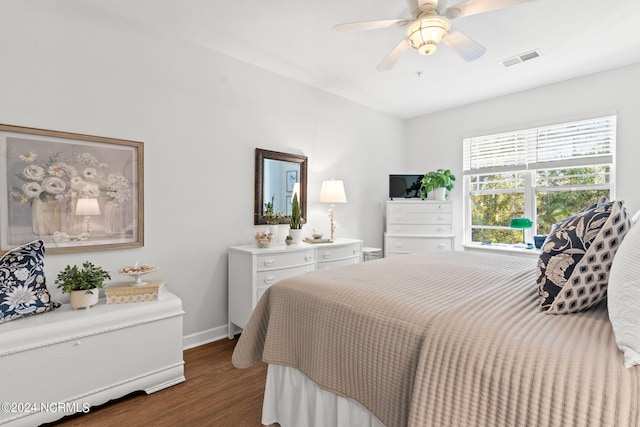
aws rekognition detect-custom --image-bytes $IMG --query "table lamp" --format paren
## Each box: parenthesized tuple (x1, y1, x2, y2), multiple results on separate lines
(510, 217, 532, 246)
(319, 179, 347, 242)
(76, 198, 101, 236)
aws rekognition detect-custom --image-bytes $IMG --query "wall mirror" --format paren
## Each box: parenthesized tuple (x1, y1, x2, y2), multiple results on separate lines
(255, 148, 307, 225)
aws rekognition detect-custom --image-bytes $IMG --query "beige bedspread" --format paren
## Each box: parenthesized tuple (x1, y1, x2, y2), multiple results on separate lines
(232, 251, 640, 427)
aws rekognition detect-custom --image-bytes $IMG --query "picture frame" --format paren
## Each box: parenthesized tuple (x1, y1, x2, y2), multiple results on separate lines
(286, 170, 297, 192)
(0, 124, 144, 254)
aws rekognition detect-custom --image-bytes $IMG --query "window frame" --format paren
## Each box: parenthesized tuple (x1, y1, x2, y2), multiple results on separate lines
(463, 115, 616, 246)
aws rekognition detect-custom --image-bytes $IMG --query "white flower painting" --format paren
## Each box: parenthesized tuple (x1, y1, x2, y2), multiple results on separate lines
(0, 124, 143, 254)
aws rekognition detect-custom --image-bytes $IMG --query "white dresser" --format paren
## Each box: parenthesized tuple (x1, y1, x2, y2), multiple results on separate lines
(384, 200, 454, 257)
(228, 238, 362, 338)
(0, 293, 185, 426)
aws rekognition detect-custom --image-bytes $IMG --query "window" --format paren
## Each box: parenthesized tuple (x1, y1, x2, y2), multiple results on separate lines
(463, 115, 616, 244)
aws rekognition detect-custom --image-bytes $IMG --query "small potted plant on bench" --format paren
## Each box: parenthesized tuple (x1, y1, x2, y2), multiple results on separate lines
(56, 261, 111, 309)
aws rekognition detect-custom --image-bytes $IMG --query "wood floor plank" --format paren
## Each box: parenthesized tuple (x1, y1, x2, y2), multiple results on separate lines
(46, 336, 268, 427)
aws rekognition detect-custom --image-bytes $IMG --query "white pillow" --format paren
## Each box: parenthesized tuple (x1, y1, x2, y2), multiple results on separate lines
(608, 220, 640, 367)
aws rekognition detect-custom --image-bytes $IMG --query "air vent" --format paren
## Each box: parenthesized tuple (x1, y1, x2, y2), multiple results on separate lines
(500, 49, 542, 68)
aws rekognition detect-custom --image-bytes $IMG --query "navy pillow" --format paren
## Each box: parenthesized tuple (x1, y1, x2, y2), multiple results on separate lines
(537, 200, 631, 314)
(0, 240, 60, 323)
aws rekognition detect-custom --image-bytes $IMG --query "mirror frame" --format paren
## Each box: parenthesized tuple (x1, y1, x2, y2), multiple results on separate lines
(255, 148, 307, 225)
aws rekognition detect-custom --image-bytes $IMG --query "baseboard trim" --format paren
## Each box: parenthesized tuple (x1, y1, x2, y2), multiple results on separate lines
(183, 325, 237, 350)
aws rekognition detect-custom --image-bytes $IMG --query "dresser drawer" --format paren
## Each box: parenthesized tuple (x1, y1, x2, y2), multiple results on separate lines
(256, 250, 314, 271)
(388, 212, 451, 225)
(316, 243, 361, 263)
(317, 256, 360, 270)
(386, 224, 452, 234)
(386, 236, 453, 254)
(257, 264, 315, 289)
(388, 202, 451, 215)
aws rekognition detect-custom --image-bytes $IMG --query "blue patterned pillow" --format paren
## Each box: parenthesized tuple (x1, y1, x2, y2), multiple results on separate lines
(537, 200, 631, 314)
(0, 240, 60, 323)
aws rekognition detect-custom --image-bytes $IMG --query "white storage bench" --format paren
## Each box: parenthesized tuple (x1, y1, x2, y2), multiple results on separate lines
(0, 292, 185, 426)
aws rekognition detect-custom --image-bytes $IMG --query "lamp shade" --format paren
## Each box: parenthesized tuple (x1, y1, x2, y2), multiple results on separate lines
(510, 217, 532, 229)
(319, 179, 347, 203)
(76, 198, 101, 216)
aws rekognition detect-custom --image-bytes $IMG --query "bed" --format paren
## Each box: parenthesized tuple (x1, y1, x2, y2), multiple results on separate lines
(232, 203, 640, 427)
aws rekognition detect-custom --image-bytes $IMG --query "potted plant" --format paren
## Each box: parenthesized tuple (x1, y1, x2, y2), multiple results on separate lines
(420, 169, 456, 201)
(285, 235, 293, 246)
(288, 193, 305, 244)
(56, 261, 111, 309)
(263, 195, 282, 225)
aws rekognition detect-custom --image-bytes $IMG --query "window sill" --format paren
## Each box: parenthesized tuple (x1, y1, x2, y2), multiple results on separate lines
(463, 243, 541, 258)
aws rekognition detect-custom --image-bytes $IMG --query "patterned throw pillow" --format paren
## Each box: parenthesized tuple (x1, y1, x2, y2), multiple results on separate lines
(537, 200, 631, 314)
(0, 240, 60, 324)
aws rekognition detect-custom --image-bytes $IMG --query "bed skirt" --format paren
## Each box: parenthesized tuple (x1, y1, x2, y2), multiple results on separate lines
(263, 364, 385, 427)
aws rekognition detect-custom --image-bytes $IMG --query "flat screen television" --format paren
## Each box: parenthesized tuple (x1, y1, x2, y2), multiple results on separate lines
(389, 174, 422, 199)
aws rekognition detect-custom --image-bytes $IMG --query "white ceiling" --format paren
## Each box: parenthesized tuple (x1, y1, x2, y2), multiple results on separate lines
(81, 0, 640, 119)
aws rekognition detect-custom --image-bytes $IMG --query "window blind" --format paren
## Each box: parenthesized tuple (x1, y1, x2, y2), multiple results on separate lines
(463, 115, 616, 175)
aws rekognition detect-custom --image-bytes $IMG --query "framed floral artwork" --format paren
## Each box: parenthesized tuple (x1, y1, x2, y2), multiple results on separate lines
(0, 124, 144, 254)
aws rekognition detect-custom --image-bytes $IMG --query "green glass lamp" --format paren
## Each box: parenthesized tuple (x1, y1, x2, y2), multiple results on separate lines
(510, 217, 532, 244)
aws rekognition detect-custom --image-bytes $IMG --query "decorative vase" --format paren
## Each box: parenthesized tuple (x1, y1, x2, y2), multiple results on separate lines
(64, 196, 84, 234)
(269, 225, 279, 243)
(104, 200, 124, 235)
(289, 228, 303, 244)
(69, 289, 100, 309)
(433, 187, 446, 201)
(31, 198, 62, 235)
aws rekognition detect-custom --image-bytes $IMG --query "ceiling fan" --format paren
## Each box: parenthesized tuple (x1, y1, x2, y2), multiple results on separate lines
(333, 0, 535, 71)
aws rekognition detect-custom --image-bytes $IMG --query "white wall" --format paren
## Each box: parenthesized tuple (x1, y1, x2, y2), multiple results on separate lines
(3, 1, 637, 346)
(0, 1, 405, 345)
(406, 63, 640, 249)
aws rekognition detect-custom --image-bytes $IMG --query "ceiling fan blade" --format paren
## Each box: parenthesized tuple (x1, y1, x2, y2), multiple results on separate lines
(442, 29, 486, 61)
(376, 39, 410, 71)
(333, 19, 409, 32)
(445, 0, 535, 20)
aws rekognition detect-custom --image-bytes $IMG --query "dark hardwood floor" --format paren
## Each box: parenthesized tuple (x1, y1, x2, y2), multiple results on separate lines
(47, 336, 269, 427)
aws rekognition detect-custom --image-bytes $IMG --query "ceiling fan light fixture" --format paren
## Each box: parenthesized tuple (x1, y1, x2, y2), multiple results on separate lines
(406, 15, 451, 56)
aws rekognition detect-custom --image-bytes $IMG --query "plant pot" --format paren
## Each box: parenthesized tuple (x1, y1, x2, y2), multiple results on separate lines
(69, 289, 100, 309)
(432, 187, 446, 201)
(289, 228, 303, 244)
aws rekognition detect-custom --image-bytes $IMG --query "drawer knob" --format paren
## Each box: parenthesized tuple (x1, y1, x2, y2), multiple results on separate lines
(393, 243, 403, 249)
(264, 259, 274, 267)
(305, 254, 312, 261)
(438, 244, 446, 249)
(323, 252, 332, 259)
(264, 275, 275, 285)
(438, 216, 445, 221)
(438, 205, 445, 210)
(438, 227, 445, 232)
(74, 341, 81, 347)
